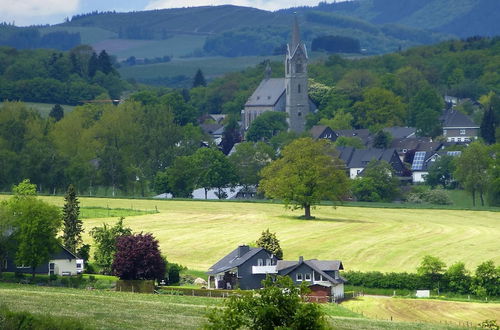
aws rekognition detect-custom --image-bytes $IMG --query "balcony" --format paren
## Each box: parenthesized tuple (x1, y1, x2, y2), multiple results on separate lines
(252, 265, 277, 274)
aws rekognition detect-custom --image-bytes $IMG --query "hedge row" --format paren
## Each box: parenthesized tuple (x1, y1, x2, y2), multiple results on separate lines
(0, 305, 88, 330)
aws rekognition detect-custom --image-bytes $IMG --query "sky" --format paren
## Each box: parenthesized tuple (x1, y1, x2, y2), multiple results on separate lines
(0, 0, 336, 26)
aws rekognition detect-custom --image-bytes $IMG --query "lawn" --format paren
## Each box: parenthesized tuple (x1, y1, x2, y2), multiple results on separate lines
(341, 296, 500, 325)
(0, 283, 465, 330)
(20, 196, 500, 274)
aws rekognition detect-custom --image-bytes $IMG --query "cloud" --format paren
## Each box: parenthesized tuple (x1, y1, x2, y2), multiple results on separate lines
(145, 0, 326, 11)
(0, 0, 80, 26)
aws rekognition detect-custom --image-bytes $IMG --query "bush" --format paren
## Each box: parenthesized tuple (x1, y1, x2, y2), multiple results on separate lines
(406, 188, 452, 205)
(0, 305, 88, 329)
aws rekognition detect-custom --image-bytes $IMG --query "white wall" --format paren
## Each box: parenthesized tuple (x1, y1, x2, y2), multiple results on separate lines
(50, 259, 78, 276)
(412, 171, 428, 183)
(331, 283, 344, 299)
(350, 168, 364, 179)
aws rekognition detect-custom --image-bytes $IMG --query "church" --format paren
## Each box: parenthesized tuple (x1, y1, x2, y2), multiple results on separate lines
(242, 17, 316, 133)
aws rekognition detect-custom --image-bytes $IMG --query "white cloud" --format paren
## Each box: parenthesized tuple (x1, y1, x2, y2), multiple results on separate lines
(145, 0, 326, 12)
(0, 0, 80, 25)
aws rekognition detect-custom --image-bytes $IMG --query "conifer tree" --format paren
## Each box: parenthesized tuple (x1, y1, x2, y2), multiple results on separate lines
(192, 68, 206, 88)
(62, 184, 83, 253)
(256, 229, 283, 259)
(98, 50, 114, 75)
(480, 107, 496, 144)
(49, 104, 64, 122)
(88, 52, 99, 78)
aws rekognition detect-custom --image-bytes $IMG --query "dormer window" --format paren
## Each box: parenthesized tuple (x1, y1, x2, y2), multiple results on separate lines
(296, 273, 303, 281)
(257, 259, 263, 266)
(305, 273, 312, 281)
(460, 129, 466, 135)
(266, 259, 272, 266)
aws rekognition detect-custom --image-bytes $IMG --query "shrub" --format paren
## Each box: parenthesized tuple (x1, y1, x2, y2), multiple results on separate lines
(424, 189, 453, 205)
(0, 305, 88, 329)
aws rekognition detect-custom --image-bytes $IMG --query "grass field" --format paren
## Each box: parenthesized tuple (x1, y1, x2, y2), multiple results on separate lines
(13, 196, 498, 274)
(80, 206, 158, 219)
(92, 35, 207, 60)
(118, 55, 283, 81)
(0, 283, 466, 329)
(341, 296, 500, 325)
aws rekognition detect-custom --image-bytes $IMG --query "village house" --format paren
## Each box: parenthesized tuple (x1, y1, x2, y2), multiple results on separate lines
(336, 146, 407, 179)
(2, 246, 84, 276)
(411, 150, 462, 183)
(207, 245, 346, 302)
(441, 108, 479, 143)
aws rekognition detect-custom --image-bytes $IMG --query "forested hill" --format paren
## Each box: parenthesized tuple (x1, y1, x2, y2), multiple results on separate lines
(311, 0, 500, 38)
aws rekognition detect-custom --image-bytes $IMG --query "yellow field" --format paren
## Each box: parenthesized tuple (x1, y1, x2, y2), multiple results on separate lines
(342, 296, 500, 325)
(8, 196, 496, 273)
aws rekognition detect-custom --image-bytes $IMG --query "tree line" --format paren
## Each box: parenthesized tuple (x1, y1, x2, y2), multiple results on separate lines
(0, 45, 126, 104)
(0, 25, 81, 51)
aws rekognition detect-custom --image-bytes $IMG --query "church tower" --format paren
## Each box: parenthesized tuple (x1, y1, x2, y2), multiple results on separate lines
(285, 15, 309, 133)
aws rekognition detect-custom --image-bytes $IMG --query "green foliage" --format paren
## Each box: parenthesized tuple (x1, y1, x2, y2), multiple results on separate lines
(406, 188, 453, 205)
(11, 179, 37, 197)
(192, 69, 206, 88)
(89, 218, 132, 275)
(255, 229, 283, 259)
(353, 87, 406, 129)
(351, 160, 400, 202)
(246, 111, 288, 142)
(454, 141, 491, 206)
(372, 130, 392, 149)
(425, 155, 457, 189)
(49, 104, 64, 122)
(445, 262, 472, 294)
(417, 255, 446, 290)
(481, 107, 497, 144)
(334, 136, 365, 149)
(10, 193, 61, 278)
(229, 142, 275, 187)
(473, 260, 500, 297)
(62, 184, 83, 253)
(205, 276, 327, 330)
(260, 138, 349, 218)
(0, 304, 88, 330)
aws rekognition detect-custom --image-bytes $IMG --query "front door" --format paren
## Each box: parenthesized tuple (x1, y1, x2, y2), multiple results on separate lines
(49, 263, 55, 275)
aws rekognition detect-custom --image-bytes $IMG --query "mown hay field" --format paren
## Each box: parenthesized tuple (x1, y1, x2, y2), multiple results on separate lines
(341, 296, 500, 325)
(19, 196, 500, 273)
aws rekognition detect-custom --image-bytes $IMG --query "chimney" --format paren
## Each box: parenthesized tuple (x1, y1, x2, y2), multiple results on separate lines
(237, 245, 250, 258)
(299, 256, 304, 263)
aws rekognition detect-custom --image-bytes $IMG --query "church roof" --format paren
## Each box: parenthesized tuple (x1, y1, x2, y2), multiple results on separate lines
(245, 78, 285, 107)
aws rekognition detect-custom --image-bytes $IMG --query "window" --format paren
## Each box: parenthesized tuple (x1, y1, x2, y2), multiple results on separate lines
(257, 259, 263, 266)
(305, 273, 312, 281)
(298, 84, 301, 93)
(266, 259, 272, 266)
(17, 264, 30, 269)
(76, 263, 83, 269)
(296, 273, 303, 281)
(460, 129, 466, 135)
(335, 271, 339, 279)
(443, 129, 447, 135)
(296, 63, 303, 73)
(314, 272, 322, 281)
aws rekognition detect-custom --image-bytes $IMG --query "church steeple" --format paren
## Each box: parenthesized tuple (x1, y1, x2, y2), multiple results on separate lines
(285, 15, 310, 133)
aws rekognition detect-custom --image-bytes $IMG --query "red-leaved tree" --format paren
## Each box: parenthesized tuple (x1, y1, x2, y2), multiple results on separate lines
(112, 233, 166, 281)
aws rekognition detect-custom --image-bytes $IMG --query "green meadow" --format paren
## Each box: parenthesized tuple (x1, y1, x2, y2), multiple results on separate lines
(12, 196, 499, 274)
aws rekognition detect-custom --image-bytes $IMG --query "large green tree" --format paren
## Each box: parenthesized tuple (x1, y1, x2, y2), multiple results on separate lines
(353, 87, 406, 129)
(480, 107, 496, 144)
(417, 255, 446, 292)
(62, 184, 83, 253)
(454, 141, 491, 206)
(90, 218, 132, 275)
(260, 138, 349, 219)
(246, 112, 288, 142)
(425, 155, 457, 189)
(351, 160, 400, 202)
(229, 142, 275, 188)
(193, 147, 237, 199)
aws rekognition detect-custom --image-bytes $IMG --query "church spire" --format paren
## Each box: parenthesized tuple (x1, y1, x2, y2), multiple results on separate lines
(291, 13, 300, 52)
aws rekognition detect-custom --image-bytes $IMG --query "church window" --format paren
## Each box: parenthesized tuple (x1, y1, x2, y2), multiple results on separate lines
(298, 84, 301, 93)
(298, 112, 302, 117)
(296, 63, 303, 73)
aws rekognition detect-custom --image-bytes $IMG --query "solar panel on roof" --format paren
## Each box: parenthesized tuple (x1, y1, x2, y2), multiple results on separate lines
(412, 151, 426, 170)
(447, 151, 461, 157)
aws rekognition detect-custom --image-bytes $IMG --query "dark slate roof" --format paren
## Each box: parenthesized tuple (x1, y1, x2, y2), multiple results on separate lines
(200, 123, 223, 136)
(277, 259, 345, 284)
(391, 138, 443, 153)
(310, 125, 329, 139)
(383, 127, 416, 139)
(207, 246, 264, 275)
(337, 147, 397, 169)
(441, 109, 478, 128)
(245, 78, 285, 107)
(335, 129, 372, 146)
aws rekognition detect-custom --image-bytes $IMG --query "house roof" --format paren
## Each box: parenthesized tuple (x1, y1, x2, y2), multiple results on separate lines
(335, 129, 372, 146)
(411, 150, 462, 171)
(245, 78, 285, 107)
(277, 259, 345, 284)
(207, 246, 267, 275)
(383, 127, 416, 139)
(391, 138, 443, 153)
(441, 109, 478, 128)
(310, 125, 337, 139)
(200, 123, 224, 136)
(337, 147, 398, 169)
